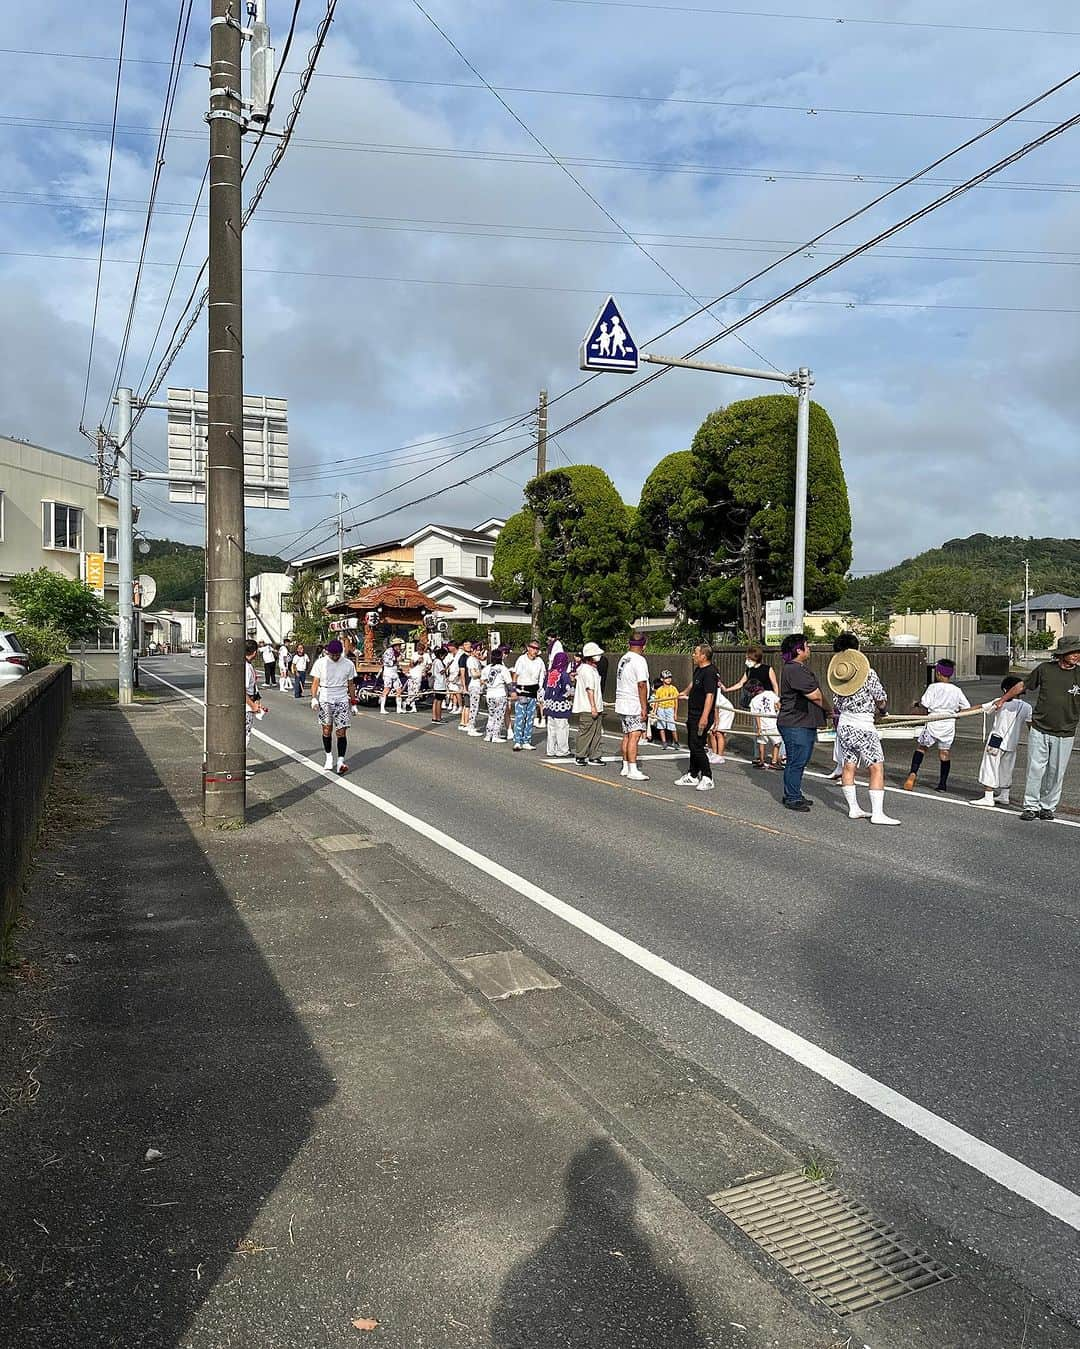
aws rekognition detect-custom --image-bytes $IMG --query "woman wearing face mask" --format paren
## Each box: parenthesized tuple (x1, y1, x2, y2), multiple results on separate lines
(722, 644, 780, 709)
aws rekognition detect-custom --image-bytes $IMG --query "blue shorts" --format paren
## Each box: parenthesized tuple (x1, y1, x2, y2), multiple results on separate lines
(654, 708, 676, 731)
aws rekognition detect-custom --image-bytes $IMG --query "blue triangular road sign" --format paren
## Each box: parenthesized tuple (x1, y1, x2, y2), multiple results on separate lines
(579, 295, 638, 373)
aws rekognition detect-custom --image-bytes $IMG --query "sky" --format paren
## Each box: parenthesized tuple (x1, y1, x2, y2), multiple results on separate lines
(2, 0, 1080, 576)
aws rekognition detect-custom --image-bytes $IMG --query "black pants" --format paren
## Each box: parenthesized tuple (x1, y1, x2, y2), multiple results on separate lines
(687, 719, 711, 779)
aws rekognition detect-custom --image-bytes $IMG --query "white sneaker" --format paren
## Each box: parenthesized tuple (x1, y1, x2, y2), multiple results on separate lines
(696, 776, 715, 791)
(969, 796, 996, 809)
(625, 768, 649, 781)
(380, 708, 390, 715)
(323, 752, 334, 770)
(674, 773, 700, 787)
(620, 762, 629, 776)
(520, 743, 535, 751)
(458, 723, 470, 731)
(467, 729, 483, 737)
(706, 751, 724, 764)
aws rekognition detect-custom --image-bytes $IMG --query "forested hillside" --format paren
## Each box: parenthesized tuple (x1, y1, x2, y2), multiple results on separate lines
(141, 539, 285, 612)
(844, 535, 1080, 630)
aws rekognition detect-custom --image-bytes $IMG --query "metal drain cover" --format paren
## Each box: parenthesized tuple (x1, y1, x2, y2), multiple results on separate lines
(709, 1170, 954, 1315)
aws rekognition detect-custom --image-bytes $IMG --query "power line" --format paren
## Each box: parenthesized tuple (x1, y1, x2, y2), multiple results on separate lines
(547, 0, 1080, 38)
(77, 0, 129, 439)
(100, 0, 195, 429)
(21, 113, 1080, 195)
(409, 0, 781, 372)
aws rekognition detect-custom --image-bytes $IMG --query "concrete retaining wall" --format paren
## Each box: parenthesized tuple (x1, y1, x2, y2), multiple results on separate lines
(0, 665, 71, 946)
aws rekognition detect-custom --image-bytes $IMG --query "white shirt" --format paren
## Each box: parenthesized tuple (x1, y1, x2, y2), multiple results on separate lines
(991, 697, 1032, 752)
(311, 653, 353, 697)
(278, 645, 288, 662)
(513, 655, 546, 690)
(382, 648, 399, 669)
(614, 651, 649, 715)
(920, 681, 970, 727)
(260, 644, 274, 665)
(467, 654, 483, 684)
(484, 662, 512, 695)
(750, 689, 780, 736)
(572, 662, 602, 714)
(292, 652, 309, 673)
(245, 660, 258, 697)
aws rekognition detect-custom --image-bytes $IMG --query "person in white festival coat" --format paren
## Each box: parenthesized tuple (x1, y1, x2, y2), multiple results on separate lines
(614, 633, 650, 781)
(310, 638, 357, 774)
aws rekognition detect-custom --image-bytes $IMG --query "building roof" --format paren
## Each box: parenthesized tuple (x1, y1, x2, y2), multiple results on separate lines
(291, 537, 405, 568)
(1020, 592, 1080, 611)
(399, 520, 504, 548)
(423, 575, 529, 612)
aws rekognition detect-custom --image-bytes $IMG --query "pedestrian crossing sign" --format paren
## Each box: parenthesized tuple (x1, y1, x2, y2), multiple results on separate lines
(579, 295, 638, 372)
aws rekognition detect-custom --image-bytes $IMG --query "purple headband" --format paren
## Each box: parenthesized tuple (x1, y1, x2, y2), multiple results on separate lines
(934, 660, 955, 676)
(781, 640, 807, 664)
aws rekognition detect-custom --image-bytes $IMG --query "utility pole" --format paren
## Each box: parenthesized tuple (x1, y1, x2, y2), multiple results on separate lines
(337, 491, 346, 602)
(116, 386, 134, 706)
(792, 367, 812, 630)
(204, 0, 247, 824)
(530, 388, 547, 640)
(1023, 558, 1030, 661)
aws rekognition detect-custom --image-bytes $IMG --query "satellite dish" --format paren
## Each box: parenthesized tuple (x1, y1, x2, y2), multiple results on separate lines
(135, 574, 157, 609)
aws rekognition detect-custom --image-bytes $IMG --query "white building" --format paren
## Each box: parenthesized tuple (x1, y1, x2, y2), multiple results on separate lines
(403, 518, 530, 626)
(288, 537, 415, 605)
(246, 572, 292, 645)
(0, 433, 120, 642)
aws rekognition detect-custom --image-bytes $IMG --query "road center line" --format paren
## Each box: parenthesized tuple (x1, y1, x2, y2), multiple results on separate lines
(141, 668, 1080, 1231)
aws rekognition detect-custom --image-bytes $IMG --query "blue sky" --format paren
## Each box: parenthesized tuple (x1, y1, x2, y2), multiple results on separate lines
(2, 0, 1079, 574)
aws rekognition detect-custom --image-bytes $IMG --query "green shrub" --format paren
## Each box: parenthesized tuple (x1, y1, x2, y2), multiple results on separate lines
(13, 622, 70, 670)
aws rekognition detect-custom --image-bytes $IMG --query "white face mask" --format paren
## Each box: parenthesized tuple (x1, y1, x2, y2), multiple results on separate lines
(745, 659, 755, 669)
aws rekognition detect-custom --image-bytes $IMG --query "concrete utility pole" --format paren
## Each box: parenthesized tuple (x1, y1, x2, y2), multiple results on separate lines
(116, 386, 134, 706)
(530, 388, 547, 640)
(792, 367, 812, 629)
(204, 0, 247, 824)
(337, 491, 346, 601)
(1023, 558, 1031, 660)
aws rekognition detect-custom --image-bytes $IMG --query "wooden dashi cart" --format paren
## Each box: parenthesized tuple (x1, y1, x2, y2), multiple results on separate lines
(326, 577, 453, 703)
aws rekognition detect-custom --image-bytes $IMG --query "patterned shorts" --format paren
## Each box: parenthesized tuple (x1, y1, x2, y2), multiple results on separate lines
(316, 697, 351, 731)
(837, 722, 884, 767)
(620, 713, 646, 735)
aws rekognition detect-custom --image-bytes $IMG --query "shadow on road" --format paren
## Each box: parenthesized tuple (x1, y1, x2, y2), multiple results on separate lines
(491, 1138, 710, 1348)
(0, 704, 336, 1348)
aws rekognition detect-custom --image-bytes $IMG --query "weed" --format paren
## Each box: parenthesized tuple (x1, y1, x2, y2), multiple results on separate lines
(802, 1154, 836, 1183)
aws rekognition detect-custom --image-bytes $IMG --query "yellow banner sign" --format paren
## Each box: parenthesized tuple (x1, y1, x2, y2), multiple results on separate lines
(85, 552, 106, 595)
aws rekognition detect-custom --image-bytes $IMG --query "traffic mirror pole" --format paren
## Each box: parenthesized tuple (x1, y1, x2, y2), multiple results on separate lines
(115, 385, 134, 706)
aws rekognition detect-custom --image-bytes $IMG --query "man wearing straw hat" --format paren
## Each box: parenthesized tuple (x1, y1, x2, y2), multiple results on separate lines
(995, 633, 1080, 821)
(827, 646, 900, 826)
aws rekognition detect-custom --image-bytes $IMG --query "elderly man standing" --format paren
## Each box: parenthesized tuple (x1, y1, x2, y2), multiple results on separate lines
(997, 635, 1080, 821)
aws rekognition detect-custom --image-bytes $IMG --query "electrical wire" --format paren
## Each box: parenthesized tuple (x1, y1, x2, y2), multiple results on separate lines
(411, 0, 781, 371)
(100, 0, 195, 431)
(78, 0, 129, 439)
(547, 0, 1080, 38)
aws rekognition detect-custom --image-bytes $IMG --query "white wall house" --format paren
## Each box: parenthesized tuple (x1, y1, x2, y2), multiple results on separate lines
(402, 518, 530, 626)
(246, 572, 293, 645)
(0, 433, 120, 644)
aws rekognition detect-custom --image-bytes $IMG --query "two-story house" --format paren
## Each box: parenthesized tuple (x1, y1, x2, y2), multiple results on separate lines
(0, 433, 120, 643)
(403, 519, 529, 626)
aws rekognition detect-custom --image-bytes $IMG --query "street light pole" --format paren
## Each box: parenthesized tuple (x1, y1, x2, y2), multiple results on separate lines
(530, 388, 548, 641)
(204, 0, 247, 824)
(116, 386, 134, 706)
(792, 368, 812, 630)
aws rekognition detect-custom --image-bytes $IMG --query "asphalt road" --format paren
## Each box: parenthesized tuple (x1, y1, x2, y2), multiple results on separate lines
(143, 657, 1080, 1323)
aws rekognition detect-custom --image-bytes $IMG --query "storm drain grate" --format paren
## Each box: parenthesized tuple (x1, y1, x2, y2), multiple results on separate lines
(708, 1170, 954, 1315)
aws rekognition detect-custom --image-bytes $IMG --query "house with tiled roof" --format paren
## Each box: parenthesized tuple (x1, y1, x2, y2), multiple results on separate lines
(401, 518, 530, 625)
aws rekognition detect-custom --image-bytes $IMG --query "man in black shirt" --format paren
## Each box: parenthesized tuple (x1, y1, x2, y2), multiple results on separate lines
(675, 643, 718, 792)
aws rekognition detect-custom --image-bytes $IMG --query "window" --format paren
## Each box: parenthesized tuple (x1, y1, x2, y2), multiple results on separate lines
(475, 555, 489, 578)
(429, 556, 444, 579)
(98, 526, 119, 562)
(42, 501, 83, 551)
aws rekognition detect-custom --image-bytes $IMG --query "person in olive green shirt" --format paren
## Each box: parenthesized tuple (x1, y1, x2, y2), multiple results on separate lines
(996, 634, 1080, 820)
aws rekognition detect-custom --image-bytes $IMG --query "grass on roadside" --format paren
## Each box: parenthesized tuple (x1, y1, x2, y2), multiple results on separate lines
(73, 687, 156, 706)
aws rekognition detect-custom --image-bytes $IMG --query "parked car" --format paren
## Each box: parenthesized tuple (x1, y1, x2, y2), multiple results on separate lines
(189, 642, 206, 658)
(0, 631, 31, 687)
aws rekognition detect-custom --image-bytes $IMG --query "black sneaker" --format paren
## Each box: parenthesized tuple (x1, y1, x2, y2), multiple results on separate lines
(782, 799, 811, 813)
(1039, 808, 1055, 821)
(575, 756, 587, 765)
(934, 783, 948, 793)
(1019, 809, 1038, 821)
(587, 757, 604, 765)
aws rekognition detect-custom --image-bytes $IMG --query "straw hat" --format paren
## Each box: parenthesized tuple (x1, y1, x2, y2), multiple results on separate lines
(827, 648, 871, 696)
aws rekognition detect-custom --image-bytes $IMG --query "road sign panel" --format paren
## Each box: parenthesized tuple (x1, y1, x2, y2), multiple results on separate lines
(579, 296, 638, 373)
(765, 597, 796, 647)
(166, 388, 290, 509)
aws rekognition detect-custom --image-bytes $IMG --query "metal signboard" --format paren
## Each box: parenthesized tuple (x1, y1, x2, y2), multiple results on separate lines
(579, 295, 638, 373)
(84, 552, 106, 596)
(166, 388, 289, 509)
(765, 597, 797, 647)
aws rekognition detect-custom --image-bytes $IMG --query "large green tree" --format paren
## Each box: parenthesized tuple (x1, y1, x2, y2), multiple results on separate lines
(283, 570, 327, 649)
(631, 450, 694, 615)
(504, 466, 638, 647)
(491, 507, 537, 608)
(9, 568, 112, 641)
(667, 395, 851, 637)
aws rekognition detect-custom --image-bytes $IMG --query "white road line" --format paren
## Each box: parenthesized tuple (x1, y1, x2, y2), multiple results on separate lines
(143, 667, 1080, 1230)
